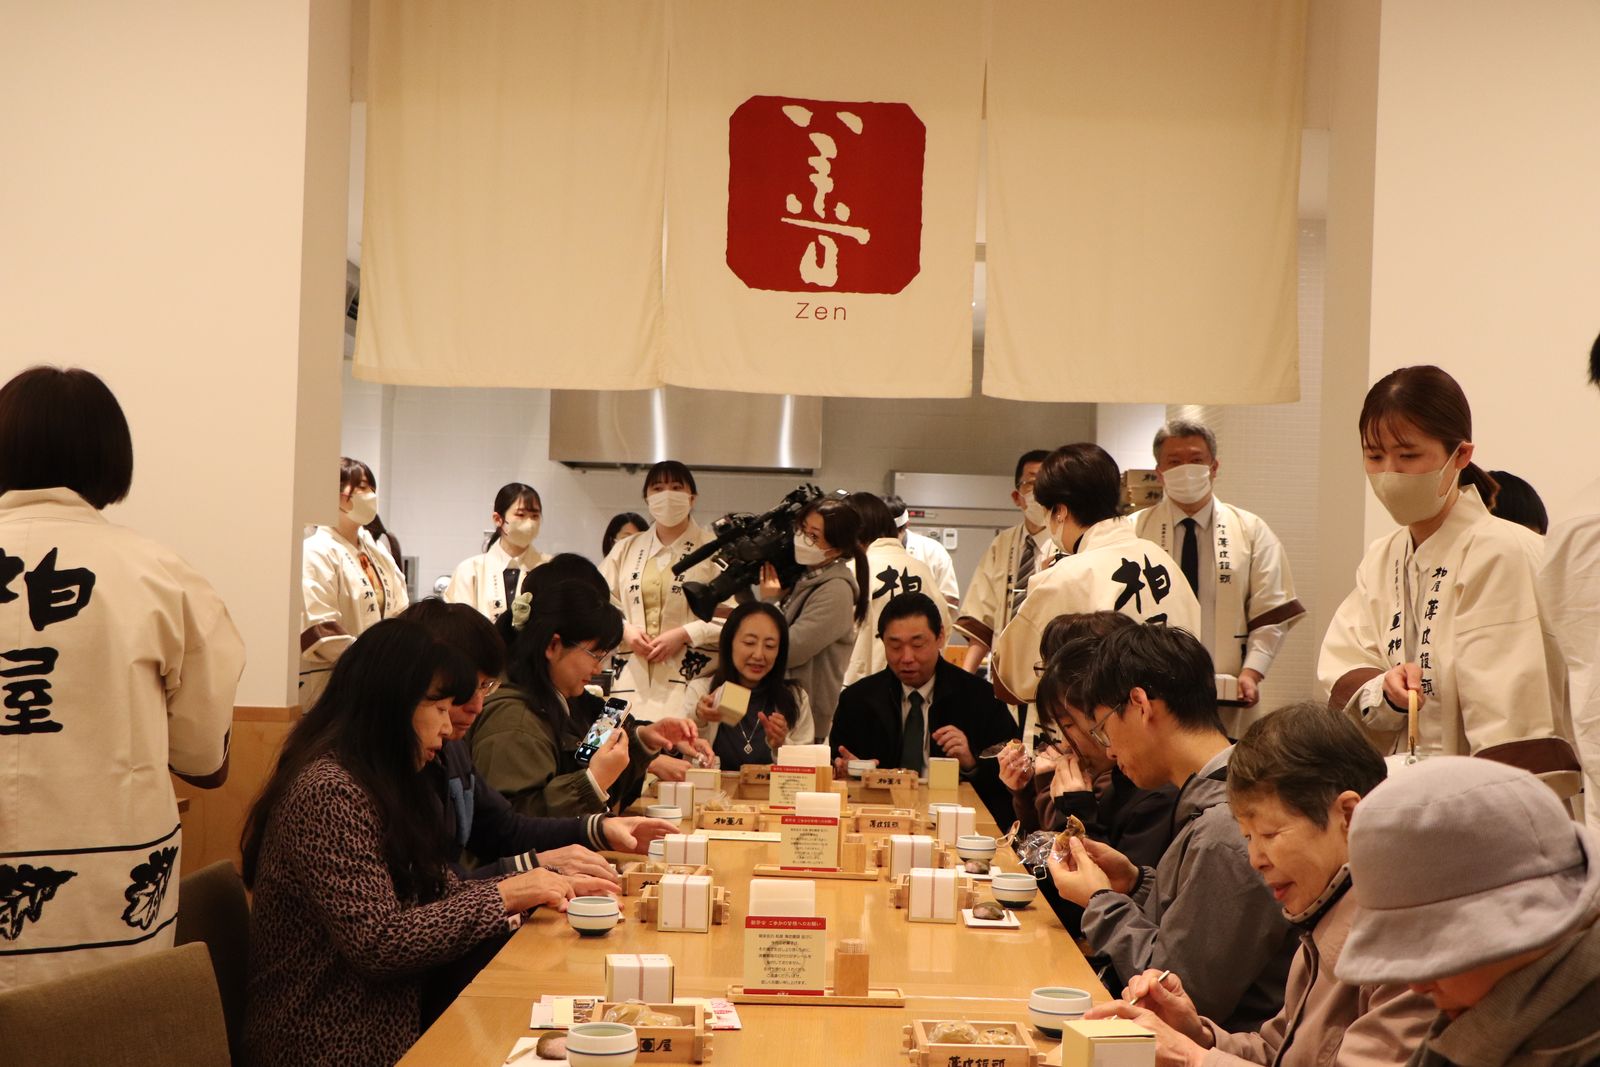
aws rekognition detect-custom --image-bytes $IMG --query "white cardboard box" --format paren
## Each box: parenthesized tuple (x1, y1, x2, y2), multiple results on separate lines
(604, 953, 675, 1001)
(1060, 1020, 1157, 1067)
(661, 833, 709, 866)
(927, 756, 960, 790)
(658, 781, 696, 811)
(685, 767, 721, 793)
(935, 806, 976, 845)
(908, 867, 958, 923)
(888, 834, 936, 879)
(657, 873, 713, 932)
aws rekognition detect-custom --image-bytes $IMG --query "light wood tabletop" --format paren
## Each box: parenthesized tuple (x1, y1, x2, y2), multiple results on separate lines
(401, 783, 1107, 1065)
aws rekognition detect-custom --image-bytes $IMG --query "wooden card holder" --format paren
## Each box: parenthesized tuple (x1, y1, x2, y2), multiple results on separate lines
(888, 873, 978, 912)
(592, 1002, 712, 1063)
(901, 1021, 1042, 1067)
(621, 862, 714, 897)
(752, 832, 878, 881)
(854, 806, 920, 835)
(632, 881, 732, 929)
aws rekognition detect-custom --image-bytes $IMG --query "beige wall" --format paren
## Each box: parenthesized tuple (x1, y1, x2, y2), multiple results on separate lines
(0, 1, 350, 707)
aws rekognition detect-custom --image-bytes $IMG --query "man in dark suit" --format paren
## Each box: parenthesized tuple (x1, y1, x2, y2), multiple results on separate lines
(831, 592, 1020, 824)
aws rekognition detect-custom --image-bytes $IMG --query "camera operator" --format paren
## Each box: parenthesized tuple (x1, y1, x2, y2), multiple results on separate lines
(756, 497, 868, 744)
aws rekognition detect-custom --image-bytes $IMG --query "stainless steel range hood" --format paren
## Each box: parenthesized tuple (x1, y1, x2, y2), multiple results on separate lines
(549, 386, 823, 473)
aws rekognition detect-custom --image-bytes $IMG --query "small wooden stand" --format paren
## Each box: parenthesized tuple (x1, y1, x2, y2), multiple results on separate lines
(592, 1002, 713, 1063)
(727, 985, 906, 1007)
(834, 939, 870, 997)
(853, 806, 921, 835)
(621, 862, 714, 897)
(632, 882, 733, 929)
(902, 1021, 1041, 1067)
(888, 873, 978, 911)
(752, 832, 878, 880)
(696, 806, 761, 832)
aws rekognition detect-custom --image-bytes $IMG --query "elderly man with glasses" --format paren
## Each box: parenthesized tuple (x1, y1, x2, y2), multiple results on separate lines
(1046, 623, 1298, 1034)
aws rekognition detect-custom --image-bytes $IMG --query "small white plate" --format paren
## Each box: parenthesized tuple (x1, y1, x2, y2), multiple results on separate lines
(961, 907, 1021, 929)
(963, 865, 1005, 882)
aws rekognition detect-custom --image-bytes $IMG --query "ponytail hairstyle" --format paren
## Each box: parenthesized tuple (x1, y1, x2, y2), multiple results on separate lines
(240, 620, 475, 901)
(844, 491, 899, 543)
(498, 579, 624, 738)
(1359, 365, 1499, 509)
(801, 497, 869, 623)
(707, 601, 801, 722)
(485, 482, 543, 551)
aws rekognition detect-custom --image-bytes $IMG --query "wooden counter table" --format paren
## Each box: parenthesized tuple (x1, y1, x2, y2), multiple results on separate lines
(401, 783, 1107, 1065)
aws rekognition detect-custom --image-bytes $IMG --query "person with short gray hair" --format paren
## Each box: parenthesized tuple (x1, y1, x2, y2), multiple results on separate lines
(1135, 419, 1305, 736)
(1336, 757, 1600, 1067)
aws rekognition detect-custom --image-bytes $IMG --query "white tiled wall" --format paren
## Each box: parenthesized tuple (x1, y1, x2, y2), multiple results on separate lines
(341, 355, 1097, 599)
(1166, 222, 1328, 709)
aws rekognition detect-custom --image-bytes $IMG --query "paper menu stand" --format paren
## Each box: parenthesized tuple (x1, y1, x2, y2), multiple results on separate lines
(769, 745, 832, 807)
(605, 953, 675, 1003)
(1060, 1019, 1157, 1067)
(740, 878, 825, 995)
(777, 815, 841, 872)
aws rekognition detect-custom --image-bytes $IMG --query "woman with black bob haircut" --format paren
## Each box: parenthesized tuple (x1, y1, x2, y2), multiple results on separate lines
(468, 575, 701, 817)
(758, 495, 868, 742)
(602, 511, 649, 559)
(842, 491, 949, 686)
(682, 601, 815, 768)
(241, 620, 569, 1067)
(0, 366, 244, 990)
(444, 481, 547, 621)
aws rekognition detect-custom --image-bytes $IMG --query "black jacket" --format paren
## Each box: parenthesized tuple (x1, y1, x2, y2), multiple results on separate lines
(426, 738, 609, 879)
(830, 658, 1020, 824)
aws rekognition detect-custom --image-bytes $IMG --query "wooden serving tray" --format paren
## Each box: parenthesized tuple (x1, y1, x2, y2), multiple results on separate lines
(728, 985, 906, 1007)
(902, 1020, 1041, 1067)
(592, 1002, 712, 1062)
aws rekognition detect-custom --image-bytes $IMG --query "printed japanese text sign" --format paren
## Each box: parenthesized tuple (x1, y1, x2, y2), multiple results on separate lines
(726, 96, 925, 295)
(777, 815, 841, 871)
(742, 915, 826, 994)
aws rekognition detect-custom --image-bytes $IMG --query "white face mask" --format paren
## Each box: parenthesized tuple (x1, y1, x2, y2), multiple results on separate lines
(794, 538, 830, 567)
(500, 516, 540, 549)
(647, 489, 692, 527)
(1022, 491, 1050, 528)
(1047, 508, 1074, 554)
(1368, 447, 1461, 526)
(1161, 464, 1213, 506)
(344, 490, 378, 527)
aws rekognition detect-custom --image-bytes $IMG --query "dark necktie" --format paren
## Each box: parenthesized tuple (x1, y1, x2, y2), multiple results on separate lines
(900, 691, 926, 774)
(503, 566, 521, 607)
(1179, 518, 1201, 594)
(1010, 534, 1037, 619)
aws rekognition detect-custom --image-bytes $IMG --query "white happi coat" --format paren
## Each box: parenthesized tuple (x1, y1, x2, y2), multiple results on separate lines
(0, 489, 244, 989)
(904, 530, 960, 606)
(993, 519, 1202, 704)
(954, 522, 1054, 651)
(1542, 478, 1600, 831)
(443, 539, 548, 621)
(600, 520, 724, 721)
(299, 524, 409, 708)
(1134, 496, 1305, 732)
(1319, 487, 1568, 758)
(845, 537, 953, 686)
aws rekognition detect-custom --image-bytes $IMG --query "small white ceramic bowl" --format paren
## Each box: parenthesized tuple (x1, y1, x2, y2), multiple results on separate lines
(645, 804, 683, 822)
(1028, 986, 1092, 1037)
(846, 759, 875, 778)
(566, 1022, 639, 1067)
(566, 895, 621, 938)
(991, 872, 1039, 908)
(956, 834, 997, 862)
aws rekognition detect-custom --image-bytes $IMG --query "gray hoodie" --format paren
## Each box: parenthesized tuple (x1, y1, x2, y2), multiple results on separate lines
(1082, 746, 1298, 1032)
(780, 559, 859, 743)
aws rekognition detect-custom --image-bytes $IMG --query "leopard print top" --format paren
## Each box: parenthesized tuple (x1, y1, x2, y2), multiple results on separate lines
(243, 757, 510, 1066)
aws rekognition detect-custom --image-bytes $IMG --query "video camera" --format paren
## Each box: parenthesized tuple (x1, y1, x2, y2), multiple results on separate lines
(671, 484, 847, 622)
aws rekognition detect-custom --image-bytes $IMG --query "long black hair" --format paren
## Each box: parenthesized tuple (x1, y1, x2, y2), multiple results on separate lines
(240, 620, 475, 901)
(497, 580, 624, 738)
(800, 497, 869, 622)
(603, 512, 649, 558)
(485, 482, 543, 551)
(705, 601, 800, 721)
